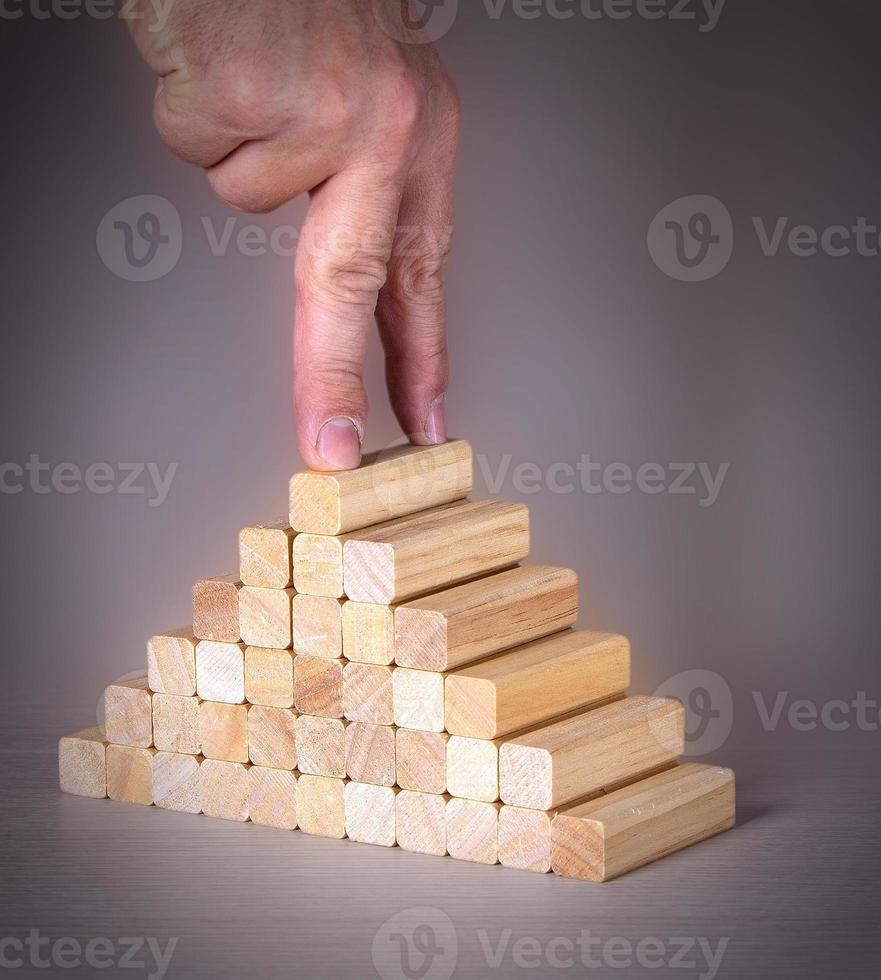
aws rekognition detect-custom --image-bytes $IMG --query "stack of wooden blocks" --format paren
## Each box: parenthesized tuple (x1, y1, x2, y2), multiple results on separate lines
(59, 440, 735, 882)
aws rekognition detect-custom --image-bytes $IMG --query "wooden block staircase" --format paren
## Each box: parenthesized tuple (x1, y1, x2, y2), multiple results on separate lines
(59, 440, 735, 882)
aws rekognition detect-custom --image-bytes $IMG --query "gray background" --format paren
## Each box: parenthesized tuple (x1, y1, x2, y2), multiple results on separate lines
(1, 0, 880, 977)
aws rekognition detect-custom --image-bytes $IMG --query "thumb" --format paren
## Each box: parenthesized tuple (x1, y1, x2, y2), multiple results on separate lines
(293, 166, 405, 470)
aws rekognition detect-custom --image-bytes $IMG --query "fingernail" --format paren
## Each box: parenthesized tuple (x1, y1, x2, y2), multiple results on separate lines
(426, 395, 447, 445)
(316, 417, 362, 469)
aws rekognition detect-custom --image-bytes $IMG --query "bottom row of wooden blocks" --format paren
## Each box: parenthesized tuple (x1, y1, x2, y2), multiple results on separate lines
(59, 727, 734, 882)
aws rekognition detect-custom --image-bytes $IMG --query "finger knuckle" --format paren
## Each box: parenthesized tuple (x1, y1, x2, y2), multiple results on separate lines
(383, 68, 428, 144)
(299, 245, 390, 307)
(388, 234, 453, 302)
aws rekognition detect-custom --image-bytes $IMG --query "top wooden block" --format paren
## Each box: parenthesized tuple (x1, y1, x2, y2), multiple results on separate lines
(288, 440, 472, 535)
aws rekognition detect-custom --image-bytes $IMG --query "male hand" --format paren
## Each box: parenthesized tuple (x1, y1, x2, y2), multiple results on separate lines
(127, 0, 460, 469)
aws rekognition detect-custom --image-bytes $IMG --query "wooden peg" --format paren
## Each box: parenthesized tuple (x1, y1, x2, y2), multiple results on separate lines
(344, 782, 397, 846)
(192, 574, 242, 642)
(248, 766, 298, 830)
(392, 667, 445, 732)
(239, 519, 295, 589)
(106, 744, 155, 806)
(444, 630, 631, 739)
(343, 663, 395, 725)
(58, 727, 108, 799)
(151, 693, 201, 755)
(152, 752, 202, 814)
(344, 499, 530, 604)
(342, 601, 395, 665)
(247, 705, 298, 770)
(296, 715, 347, 778)
(395, 565, 578, 672)
(446, 798, 500, 865)
(195, 641, 246, 704)
(551, 764, 736, 882)
(498, 805, 555, 873)
(395, 791, 448, 856)
(292, 534, 344, 598)
(289, 440, 473, 535)
(446, 735, 501, 803)
(104, 677, 153, 748)
(296, 774, 347, 838)
(395, 729, 447, 795)
(199, 701, 248, 763)
(199, 759, 250, 822)
(147, 627, 197, 696)
(294, 655, 344, 718)
(345, 722, 396, 787)
(239, 586, 294, 649)
(292, 594, 345, 659)
(244, 646, 294, 708)
(500, 696, 684, 810)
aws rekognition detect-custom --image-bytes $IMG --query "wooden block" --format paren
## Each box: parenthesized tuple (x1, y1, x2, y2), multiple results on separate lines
(342, 601, 395, 665)
(152, 693, 201, 755)
(147, 627, 197, 696)
(498, 806, 557, 873)
(445, 697, 626, 805)
(152, 751, 202, 813)
(445, 630, 631, 739)
(239, 586, 294, 649)
(58, 727, 108, 799)
(292, 594, 345, 659)
(294, 655, 344, 717)
(446, 736, 501, 803)
(106, 744, 155, 806)
(343, 663, 395, 725)
(395, 565, 578, 672)
(500, 696, 684, 810)
(393, 667, 444, 732)
(289, 440, 472, 535)
(247, 705, 298, 770)
(195, 641, 246, 704)
(296, 774, 347, 838)
(199, 759, 250, 822)
(292, 534, 344, 598)
(446, 798, 500, 865)
(239, 519, 295, 589)
(296, 715, 347, 777)
(199, 701, 248, 763)
(248, 766, 298, 830)
(551, 764, 736, 882)
(193, 573, 241, 642)
(244, 646, 294, 708)
(395, 729, 447, 794)
(104, 677, 153, 748)
(345, 722, 396, 786)
(344, 499, 530, 604)
(344, 782, 397, 846)
(395, 791, 448, 856)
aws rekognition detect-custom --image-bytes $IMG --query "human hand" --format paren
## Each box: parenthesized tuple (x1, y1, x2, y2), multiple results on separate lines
(127, 0, 460, 469)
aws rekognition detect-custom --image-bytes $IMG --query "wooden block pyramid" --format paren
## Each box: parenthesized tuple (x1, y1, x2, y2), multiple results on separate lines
(59, 440, 735, 881)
